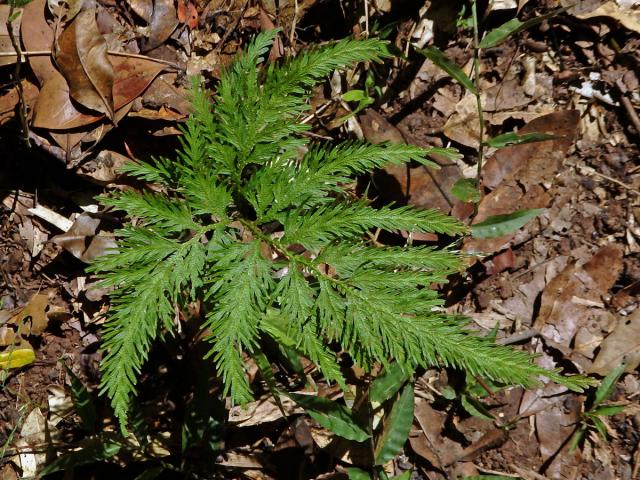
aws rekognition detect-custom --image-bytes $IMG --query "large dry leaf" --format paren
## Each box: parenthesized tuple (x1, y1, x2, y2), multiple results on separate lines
(32, 69, 102, 129)
(534, 245, 623, 348)
(31, 53, 161, 131)
(410, 398, 463, 468)
(126, 0, 153, 22)
(20, 0, 57, 85)
(141, 0, 179, 52)
(49, 101, 132, 158)
(464, 110, 579, 254)
(483, 110, 580, 189)
(444, 78, 554, 148)
(111, 55, 167, 108)
(55, 9, 114, 118)
(590, 308, 640, 375)
(0, 5, 21, 66)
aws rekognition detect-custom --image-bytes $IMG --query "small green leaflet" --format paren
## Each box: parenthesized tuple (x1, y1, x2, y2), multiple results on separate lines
(451, 178, 481, 203)
(347, 468, 372, 480)
(461, 394, 495, 421)
(343, 90, 370, 103)
(417, 47, 477, 95)
(424, 146, 463, 162)
(471, 209, 544, 239)
(484, 132, 560, 149)
(374, 383, 415, 465)
(479, 8, 567, 49)
(369, 362, 411, 404)
(593, 362, 625, 407)
(288, 393, 370, 442)
(588, 405, 626, 417)
(568, 424, 587, 453)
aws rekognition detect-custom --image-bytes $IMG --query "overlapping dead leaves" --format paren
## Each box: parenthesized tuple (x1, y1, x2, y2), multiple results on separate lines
(0, 0, 199, 170)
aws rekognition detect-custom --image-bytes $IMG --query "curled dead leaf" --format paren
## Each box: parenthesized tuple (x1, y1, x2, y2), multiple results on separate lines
(52, 213, 117, 262)
(32, 69, 102, 130)
(55, 9, 115, 118)
(141, 0, 179, 52)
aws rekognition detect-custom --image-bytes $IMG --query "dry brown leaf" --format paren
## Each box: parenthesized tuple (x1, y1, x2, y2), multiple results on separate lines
(590, 308, 640, 375)
(534, 245, 622, 348)
(228, 396, 303, 427)
(483, 110, 580, 189)
(12, 407, 47, 477)
(126, 0, 153, 23)
(32, 69, 102, 130)
(76, 149, 131, 184)
(443, 93, 480, 149)
(111, 55, 168, 108)
(141, 0, 179, 52)
(48, 101, 132, 158)
(410, 398, 463, 467)
(55, 9, 115, 118)
(20, 0, 57, 85)
(6, 292, 50, 337)
(535, 398, 581, 475)
(52, 213, 117, 262)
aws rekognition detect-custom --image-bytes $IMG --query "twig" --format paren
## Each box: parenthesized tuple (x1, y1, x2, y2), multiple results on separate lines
(619, 95, 640, 137)
(577, 164, 640, 197)
(471, 0, 484, 202)
(0, 49, 181, 70)
(106, 50, 182, 69)
(363, 0, 369, 38)
(473, 464, 521, 478)
(497, 329, 539, 345)
(289, 0, 299, 46)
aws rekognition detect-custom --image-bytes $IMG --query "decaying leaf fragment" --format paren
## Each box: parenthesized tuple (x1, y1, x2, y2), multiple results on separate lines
(52, 213, 117, 263)
(591, 308, 640, 375)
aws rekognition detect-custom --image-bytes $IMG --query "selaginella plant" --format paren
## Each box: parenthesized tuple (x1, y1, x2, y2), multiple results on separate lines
(91, 30, 591, 428)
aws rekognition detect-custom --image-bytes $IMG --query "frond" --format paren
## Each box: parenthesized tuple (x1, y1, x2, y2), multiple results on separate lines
(204, 242, 275, 404)
(318, 243, 463, 277)
(283, 202, 467, 250)
(103, 191, 198, 233)
(96, 240, 206, 428)
(274, 264, 315, 332)
(265, 38, 390, 100)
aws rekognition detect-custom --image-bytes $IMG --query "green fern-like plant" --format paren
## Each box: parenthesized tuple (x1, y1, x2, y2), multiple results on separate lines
(91, 31, 591, 427)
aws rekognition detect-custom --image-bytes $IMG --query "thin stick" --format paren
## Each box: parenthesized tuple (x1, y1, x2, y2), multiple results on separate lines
(0, 49, 181, 70)
(471, 0, 484, 201)
(578, 165, 640, 197)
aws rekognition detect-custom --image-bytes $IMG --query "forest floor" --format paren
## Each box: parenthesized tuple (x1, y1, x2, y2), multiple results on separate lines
(1, 0, 640, 479)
